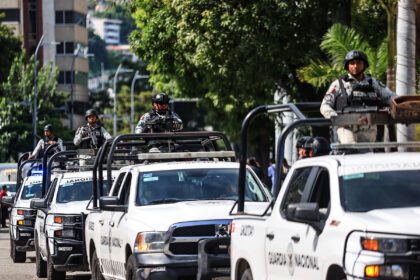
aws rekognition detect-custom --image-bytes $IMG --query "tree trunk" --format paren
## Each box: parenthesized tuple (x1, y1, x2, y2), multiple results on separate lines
(396, 0, 417, 145)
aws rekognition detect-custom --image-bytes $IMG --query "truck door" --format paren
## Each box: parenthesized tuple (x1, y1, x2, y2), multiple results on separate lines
(97, 172, 126, 278)
(267, 166, 332, 279)
(109, 172, 132, 279)
(265, 166, 317, 279)
(39, 177, 59, 256)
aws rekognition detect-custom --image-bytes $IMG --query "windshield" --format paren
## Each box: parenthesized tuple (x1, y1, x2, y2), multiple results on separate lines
(340, 170, 420, 212)
(137, 168, 267, 205)
(57, 180, 92, 203)
(0, 183, 16, 193)
(21, 183, 42, 200)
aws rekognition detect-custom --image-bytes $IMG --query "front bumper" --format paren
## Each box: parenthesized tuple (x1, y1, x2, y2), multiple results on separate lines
(14, 226, 35, 252)
(134, 252, 198, 280)
(50, 238, 88, 272)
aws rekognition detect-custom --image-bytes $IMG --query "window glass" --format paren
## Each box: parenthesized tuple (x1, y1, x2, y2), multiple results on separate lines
(340, 170, 420, 212)
(65, 71, 72, 84)
(111, 173, 126, 196)
(137, 168, 267, 206)
(55, 11, 63, 24)
(281, 167, 312, 211)
(64, 11, 74, 24)
(65, 42, 74, 54)
(58, 71, 65, 84)
(119, 173, 132, 205)
(56, 180, 92, 203)
(20, 182, 42, 200)
(56, 42, 64, 54)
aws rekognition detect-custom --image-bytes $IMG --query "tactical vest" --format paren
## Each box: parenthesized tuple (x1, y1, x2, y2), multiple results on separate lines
(335, 75, 379, 112)
(37, 136, 59, 159)
(79, 125, 105, 149)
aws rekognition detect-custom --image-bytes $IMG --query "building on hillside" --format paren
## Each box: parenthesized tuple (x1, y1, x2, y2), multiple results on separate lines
(0, 0, 89, 130)
(89, 17, 122, 45)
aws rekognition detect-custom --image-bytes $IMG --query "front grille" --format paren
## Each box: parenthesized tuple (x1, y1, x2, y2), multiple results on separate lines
(172, 225, 215, 237)
(168, 221, 230, 255)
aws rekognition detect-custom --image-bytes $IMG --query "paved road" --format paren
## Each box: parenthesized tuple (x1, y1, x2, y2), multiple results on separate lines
(0, 226, 90, 280)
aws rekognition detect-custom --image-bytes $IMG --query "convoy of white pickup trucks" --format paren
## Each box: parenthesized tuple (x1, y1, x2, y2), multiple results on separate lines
(2, 103, 420, 280)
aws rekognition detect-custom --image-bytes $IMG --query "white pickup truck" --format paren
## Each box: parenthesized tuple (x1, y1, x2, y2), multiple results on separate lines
(85, 158, 271, 280)
(231, 152, 420, 280)
(32, 170, 116, 280)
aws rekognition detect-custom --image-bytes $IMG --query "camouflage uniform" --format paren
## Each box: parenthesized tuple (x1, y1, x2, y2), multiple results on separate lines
(320, 74, 395, 144)
(135, 110, 183, 134)
(73, 124, 112, 149)
(31, 136, 64, 159)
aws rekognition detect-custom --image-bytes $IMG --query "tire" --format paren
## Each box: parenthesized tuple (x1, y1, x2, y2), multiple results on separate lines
(125, 255, 137, 280)
(47, 255, 66, 280)
(241, 268, 253, 280)
(11, 239, 26, 263)
(91, 250, 105, 280)
(35, 234, 47, 278)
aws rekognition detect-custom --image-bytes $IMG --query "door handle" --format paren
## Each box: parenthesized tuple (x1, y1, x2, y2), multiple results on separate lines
(266, 233, 275, 240)
(99, 220, 104, 226)
(291, 235, 300, 243)
(109, 221, 114, 227)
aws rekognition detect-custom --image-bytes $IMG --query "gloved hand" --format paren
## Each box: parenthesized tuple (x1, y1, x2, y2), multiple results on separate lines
(172, 122, 182, 130)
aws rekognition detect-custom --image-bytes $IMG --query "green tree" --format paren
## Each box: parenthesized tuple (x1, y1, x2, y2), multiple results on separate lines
(0, 52, 70, 161)
(298, 23, 387, 88)
(0, 23, 21, 83)
(88, 29, 110, 76)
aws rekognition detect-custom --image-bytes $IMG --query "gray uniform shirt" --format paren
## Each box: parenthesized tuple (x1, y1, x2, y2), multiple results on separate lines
(31, 137, 64, 159)
(135, 110, 183, 134)
(320, 74, 396, 119)
(73, 125, 112, 146)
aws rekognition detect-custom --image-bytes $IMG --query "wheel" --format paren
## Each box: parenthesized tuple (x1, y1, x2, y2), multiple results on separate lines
(35, 234, 47, 278)
(125, 255, 137, 280)
(47, 255, 66, 280)
(241, 268, 253, 280)
(91, 250, 105, 280)
(11, 239, 26, 263)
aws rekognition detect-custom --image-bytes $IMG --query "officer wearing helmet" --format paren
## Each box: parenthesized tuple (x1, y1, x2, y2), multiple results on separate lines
(135, 92, 183, 133)
(320, 50, 396, 144)
(304, 136, 331, 157)
(296, 136, 312, 160)
(74, 109, 112, 149)
(29, 124, 64, 159)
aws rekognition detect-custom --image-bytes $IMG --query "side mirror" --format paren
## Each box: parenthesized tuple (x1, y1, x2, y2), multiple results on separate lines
(2, 196, 15, 207)
(99, 196, 127, 212)
(286, 203, 324, 233)
(30, 198, 47, 209)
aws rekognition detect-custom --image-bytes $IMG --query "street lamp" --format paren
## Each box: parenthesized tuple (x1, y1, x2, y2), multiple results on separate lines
(32, 34, 59, 149)
(112, 63, 133, 136)
(130, 71, 149, 133)
(69, 44, 93, 130)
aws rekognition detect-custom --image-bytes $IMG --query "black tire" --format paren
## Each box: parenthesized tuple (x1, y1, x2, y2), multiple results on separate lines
(91, 250, 105, 280)
(11, 239, 26, 263)
(125, 255, 137, 280)
(35, 234, 47, 278)
(241, 268, 253, 280)
(47, 255, 66, 280)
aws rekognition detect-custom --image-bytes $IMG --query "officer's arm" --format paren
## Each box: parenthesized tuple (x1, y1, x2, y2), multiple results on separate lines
(320, 81, 339, 119)
(374, 80, 396, 106)
(135, 114, 147, 134)
(73, 128, 83, 146)
(101, 127, 112, 140)
(30, 140, 43, 159)
(171, 112, 183, 131)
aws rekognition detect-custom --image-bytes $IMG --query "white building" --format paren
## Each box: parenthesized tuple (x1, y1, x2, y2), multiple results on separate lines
(90, 17, 122, 45)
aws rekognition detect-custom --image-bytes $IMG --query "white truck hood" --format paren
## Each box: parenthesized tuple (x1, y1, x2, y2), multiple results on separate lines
(50, 200, 90, 215)
(130, 200, 269, 231)
(349, 207, 420, 236)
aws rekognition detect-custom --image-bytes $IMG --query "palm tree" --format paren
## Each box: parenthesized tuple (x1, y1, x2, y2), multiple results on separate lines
(298, 23, 388, 88)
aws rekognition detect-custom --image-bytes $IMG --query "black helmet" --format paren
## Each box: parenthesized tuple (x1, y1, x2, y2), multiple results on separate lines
(344, 50, 369, 70)
(44, 124, 53, 132)
(85, 109, 98, 120)
(305, 136, 330, 157)
(296, 136, 311, 149)
(152, 92, 170, 104)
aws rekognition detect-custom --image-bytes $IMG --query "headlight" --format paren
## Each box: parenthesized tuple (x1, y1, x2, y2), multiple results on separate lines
(365, 264, 409, 279)
(17, 209, 36, 217)
(17, 219, 34, 226)
(361, 237, 408, 253)
(53, 215, 81, 224)
(54, 229, 76, 238)
(134, 232, 165, 253)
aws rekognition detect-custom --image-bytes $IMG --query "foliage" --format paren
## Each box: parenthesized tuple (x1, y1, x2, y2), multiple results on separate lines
(0, 23, 21, 84)
(0, 52, 70, 161)
(129, 0, 337, 144)
(88, 29, 110, 76)
(298, 24, 388, 89)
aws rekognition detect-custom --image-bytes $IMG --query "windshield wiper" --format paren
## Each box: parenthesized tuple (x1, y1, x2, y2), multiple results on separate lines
(147, 198, 196, 205)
